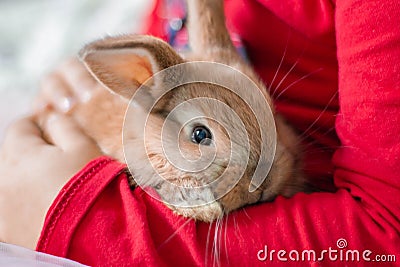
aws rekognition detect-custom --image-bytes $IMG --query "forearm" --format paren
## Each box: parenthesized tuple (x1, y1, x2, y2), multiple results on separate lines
(334, 0, 400, 224)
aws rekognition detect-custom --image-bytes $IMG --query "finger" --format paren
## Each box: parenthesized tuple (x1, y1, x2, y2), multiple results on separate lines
(59, 58, 97, 103)
(32, 96, 51, 113)
(2, 117, 48, 151)
(43, 113, 97, 151)
(39, 72, 76, 113)
(32, 94, 51, 114)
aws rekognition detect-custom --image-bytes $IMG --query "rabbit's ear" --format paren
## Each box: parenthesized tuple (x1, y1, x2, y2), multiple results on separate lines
(79, 35, 184, 101)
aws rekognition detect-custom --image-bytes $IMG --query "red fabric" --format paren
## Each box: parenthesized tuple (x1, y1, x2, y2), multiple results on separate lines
(37, 0, 400, 266)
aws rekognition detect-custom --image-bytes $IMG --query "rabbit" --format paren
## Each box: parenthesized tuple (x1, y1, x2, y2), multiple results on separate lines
(39, 0, 306, 222)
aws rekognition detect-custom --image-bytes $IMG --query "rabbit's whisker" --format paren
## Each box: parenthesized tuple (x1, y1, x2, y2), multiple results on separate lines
(268, 32, 291, 93)
(205, 218, 214, 267)
(271, 42, 308, 98)
(272, 61, 299, 98)
(157, 216, 194, 250)
(295, 91, 338, 145)
(274, 67, 323, 101)
(223, 215, 229, 265)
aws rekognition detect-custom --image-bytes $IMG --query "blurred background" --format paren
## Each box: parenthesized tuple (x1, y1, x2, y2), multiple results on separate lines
(0, 0, 151, 140)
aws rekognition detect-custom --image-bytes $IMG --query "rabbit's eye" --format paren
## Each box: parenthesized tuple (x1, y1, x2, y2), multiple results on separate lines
(191, 126, 212, 145)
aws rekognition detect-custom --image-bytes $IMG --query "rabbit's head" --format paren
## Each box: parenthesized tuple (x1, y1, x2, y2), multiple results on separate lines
(80, 35, 304, 222)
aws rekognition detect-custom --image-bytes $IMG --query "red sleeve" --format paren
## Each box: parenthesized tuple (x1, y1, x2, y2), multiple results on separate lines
(37, 0, 400, 266)
(36, 160, 399, 266)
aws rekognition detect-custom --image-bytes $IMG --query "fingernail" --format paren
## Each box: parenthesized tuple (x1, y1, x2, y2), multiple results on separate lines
(79, 90, 92, 103)
(58, 97, 75, 113)
(36, 102, 47, 111)
(46, 113, 59, 125)
(34, 100, 49, 112)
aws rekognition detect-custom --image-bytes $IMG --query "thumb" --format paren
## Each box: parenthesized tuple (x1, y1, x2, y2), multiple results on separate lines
(44, 113, 99, 152)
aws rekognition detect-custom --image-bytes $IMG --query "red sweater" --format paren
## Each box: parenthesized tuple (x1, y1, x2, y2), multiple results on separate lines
(37, 0, 400, 266)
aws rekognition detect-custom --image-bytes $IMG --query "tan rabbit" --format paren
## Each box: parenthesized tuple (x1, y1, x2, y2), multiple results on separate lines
(40, 0, 306, 222)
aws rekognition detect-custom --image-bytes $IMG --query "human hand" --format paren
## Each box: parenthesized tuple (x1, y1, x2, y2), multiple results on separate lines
(34, 57, 101, 113)
(0, 114, 101, 250)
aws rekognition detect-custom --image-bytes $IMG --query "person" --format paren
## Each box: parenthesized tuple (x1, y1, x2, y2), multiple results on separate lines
(1, 0, 399, 265)
(0, 113, 101, 249)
